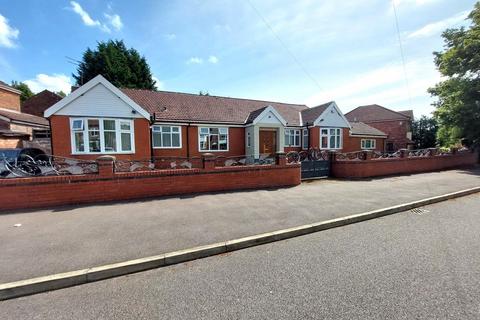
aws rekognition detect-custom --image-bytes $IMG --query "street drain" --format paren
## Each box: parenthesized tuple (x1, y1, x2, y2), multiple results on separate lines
(410, 208, 430, 215)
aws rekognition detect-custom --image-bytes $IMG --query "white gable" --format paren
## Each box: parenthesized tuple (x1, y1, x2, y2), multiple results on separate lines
(45, 75, 150, 119)
(257, 110, 283, 124)
(314, 102, 350, 128)
(56, 83, 142, 118)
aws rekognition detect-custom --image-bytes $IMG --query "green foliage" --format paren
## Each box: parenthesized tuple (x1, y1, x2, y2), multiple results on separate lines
(73, 40, 156, 90)
(56, 91, 66, 98)
(199, 90, 210, 96)
(412, 115, 438, 149)
(10, 81, 34, 103)
(429, 2, 480, 148)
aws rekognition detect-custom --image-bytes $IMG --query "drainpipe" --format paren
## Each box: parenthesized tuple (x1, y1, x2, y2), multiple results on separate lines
(149, 113, 155, 162)
(186, 123, 190, 158)
(48, 117, 54, 156)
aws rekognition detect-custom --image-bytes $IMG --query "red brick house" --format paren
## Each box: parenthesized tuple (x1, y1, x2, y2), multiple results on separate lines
(0, 81, 50, 150)
(345, 104, 414, 152)
(22, 90, 63, 117)
(44, 75, 386, 160)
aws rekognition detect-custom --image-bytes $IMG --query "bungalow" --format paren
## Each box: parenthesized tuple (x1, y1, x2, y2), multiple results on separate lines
(44, 75, 387, 161)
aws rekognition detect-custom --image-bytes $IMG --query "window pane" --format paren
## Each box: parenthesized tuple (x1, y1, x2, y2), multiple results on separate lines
(74, 132, 84, 152)
(330, 135, 335, 149)
(295, 135, 300, 146)
(153, 132, 161, 147)
(321, 136, 328, 148)
(219, 128, 228, 134)
(210, 128, 219, 134)
(284, 133, 289, 146)
(330, 128, 335, 135)
(121, 133, 132, 151)
(89, 131, 100, 152)
(88, 119, 100, 130)
(103, 120, 115, 131)
(120, 122, 130, 131)
(321, 129, 328, 135)
(200, 128, 209, 134)
(172, 127, 179, 133)
(336, 135, 341, 148)
(152, 126, 161, 132)
(72, 120, 83, 130)
(162, 126, 171, 133)
(200, 134, 208, 150)
(104, 131, 116, 152)
(172, 133, 180, 147)
(209, 135, 219, 150)
(162, 133, 171, 147)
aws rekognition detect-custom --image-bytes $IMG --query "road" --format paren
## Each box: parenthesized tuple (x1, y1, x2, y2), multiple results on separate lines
(2, 194, 480, 319)
(0, 167, 479, 283)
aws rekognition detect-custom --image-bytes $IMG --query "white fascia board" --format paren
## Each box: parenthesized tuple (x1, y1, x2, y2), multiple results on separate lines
(44, 75, 150, 119)
(251, 105, 287, 126)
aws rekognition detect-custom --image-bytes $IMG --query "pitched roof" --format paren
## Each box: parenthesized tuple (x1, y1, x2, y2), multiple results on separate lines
(398, 110, 414, 119)
(0, 108, 49, 127)
(121, 88, 308, 125)
(22, 90, 63, 117)
(345, 104, 412, 122)
(349, 121, 387, 137)
(0, 80, 22, 95)
(300, 102, 332, 125)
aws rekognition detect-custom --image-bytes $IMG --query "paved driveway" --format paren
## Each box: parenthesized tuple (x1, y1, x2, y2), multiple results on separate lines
(0, 167, 479, 283)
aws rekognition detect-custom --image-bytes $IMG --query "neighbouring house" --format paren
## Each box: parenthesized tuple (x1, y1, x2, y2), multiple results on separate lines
(22, 90, 63, 117)
(44, 75, 387, 161)
(0, 81, 50, 151)
(345, 104, 414, 152)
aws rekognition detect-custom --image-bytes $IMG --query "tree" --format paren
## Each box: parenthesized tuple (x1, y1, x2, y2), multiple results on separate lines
(428, 2, 480, 148)
(412, 115, 438, 149)
(56, 91, 66, 98)
(10, 81, 34, 103)
(73, 40, 156, 90)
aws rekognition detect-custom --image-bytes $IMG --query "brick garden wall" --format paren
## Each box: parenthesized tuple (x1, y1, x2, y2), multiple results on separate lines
(0, 160, 300, 211)
(331, 151, 477, 178)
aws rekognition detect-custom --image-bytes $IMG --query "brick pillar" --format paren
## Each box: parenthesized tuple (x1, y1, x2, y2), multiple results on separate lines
(203, 153, 216, 171)
(428, 148, 437, 156)
(96, 155, 115, 177)
(451, 147, 458, 154)
(363, 150, 373, 161)
(275, 152, 286, 166)
(399, 149, 408, 158)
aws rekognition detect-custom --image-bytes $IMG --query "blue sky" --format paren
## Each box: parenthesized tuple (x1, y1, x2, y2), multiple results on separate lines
(0, 0, 476, 116)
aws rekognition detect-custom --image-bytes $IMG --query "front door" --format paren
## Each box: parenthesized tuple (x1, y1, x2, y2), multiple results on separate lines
(259, 130, 276, 157)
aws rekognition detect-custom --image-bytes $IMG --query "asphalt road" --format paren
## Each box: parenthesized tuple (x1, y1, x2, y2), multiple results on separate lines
(1, 167, 479, 283)
(2, 194, 480, 319)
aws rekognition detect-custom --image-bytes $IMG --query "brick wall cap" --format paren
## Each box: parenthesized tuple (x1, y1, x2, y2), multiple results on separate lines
(202, 153, 216, 159)
(96, 155, 116, 162)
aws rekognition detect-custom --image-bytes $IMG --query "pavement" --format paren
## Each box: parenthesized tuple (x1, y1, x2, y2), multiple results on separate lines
(1, 193, 479, 319)
(0, 167, 479, 284)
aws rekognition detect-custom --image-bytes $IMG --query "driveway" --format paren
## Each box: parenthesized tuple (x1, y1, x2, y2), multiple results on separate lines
(0, 167, 479, 283)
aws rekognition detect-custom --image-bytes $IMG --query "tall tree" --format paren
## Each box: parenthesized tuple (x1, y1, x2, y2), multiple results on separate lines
(428, 2, 480, 148)
(10, 81, 34, 103)
(73, 40, 156, 90)
(412, 115, 438, 149)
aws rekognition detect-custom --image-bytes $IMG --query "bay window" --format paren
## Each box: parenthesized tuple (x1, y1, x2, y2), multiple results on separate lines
(199, 127, 228, 151)
(285, 129, 300, 147)
(152, 125, 182, 148)
(361, 139, 376, 149)
(320, 128, 342, 149)
(302, 129, 309, 149)
(70, 118, 134, 154)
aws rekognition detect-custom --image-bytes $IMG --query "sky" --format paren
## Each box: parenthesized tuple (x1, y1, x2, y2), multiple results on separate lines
(0, 0, 476, 117)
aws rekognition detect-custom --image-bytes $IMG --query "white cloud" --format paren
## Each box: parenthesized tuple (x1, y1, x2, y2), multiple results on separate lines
(187, 57, 203, 64)
(152, 76, 164, 90)
(0, 14, 19, 48)
(69, 1, 123, 33)
(393, 0, 441, 6)
(208, 55, 219, 64)
(104, 13, 123, 31)
(164, 33, 176, 40)
(305, 58, 441, 115)
(407, 10, 469, 39)
(70, 1, 101, 27)
(24, 74, 72, 94)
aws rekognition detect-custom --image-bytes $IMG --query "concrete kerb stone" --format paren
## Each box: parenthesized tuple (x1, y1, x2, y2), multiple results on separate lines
(1, 186, 479, 301)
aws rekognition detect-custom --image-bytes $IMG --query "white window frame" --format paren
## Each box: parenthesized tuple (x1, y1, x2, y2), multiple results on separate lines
(320, 127, 342, 150)
(302, 129, 309, 149)
(361, 139, 376, 150)
(70, 117, 135, 155)
(285, 129, 301, 147)
(152, 125, 182, 149)
(198, 126, 229, 152)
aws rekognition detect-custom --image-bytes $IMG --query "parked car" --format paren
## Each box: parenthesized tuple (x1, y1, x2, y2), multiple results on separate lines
(0, 148, 48, 177)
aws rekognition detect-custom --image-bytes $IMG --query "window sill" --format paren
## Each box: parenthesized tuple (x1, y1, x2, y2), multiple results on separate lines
(71, 152, 135, 155)
(198, 150, 230, 152)
(153, 146, 183, 149)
